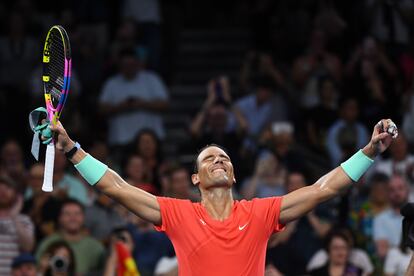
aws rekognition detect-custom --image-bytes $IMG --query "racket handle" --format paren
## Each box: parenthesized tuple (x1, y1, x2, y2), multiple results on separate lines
(42, 143, 55, 192)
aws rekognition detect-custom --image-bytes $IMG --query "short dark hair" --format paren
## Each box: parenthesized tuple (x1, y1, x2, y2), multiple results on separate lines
(193, 143, 229, 173)
(324, 228, 353, 252)
(368, 172, 390, 186)
(0, 175, 17, 190)
(59, 198, 85, 216)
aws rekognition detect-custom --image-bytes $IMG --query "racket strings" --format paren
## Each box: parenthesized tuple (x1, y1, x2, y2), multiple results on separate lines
(45, 31, 66, 107)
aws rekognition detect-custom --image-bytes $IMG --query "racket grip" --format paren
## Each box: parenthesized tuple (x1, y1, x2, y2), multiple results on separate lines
(42, 143, 55, 192)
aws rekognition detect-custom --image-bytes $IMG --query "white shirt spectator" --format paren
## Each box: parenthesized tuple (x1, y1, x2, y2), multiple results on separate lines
(384, 248, 412, 276)
(99, 70, 168, 146)
(373, 208, 403, 248)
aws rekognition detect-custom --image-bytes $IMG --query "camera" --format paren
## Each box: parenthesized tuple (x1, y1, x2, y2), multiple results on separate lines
(49, 255, 69, 273)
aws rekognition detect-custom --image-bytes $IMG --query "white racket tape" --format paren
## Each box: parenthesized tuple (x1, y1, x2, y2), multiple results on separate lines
(42, 142, 55, 192)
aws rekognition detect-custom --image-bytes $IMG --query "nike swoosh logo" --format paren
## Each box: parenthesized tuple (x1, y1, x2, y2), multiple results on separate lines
(200, 219, 206, 226)
(238, 223, 248, 230)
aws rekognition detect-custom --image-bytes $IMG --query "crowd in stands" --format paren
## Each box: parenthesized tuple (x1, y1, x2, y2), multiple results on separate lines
(1, 0, 414, 275)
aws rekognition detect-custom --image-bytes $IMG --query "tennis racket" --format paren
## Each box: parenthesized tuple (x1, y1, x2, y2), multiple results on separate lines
(42, 25, 72, 192)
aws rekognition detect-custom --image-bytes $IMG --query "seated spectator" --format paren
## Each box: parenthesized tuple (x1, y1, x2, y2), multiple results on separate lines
(36, 199, 105, 275)
(241, 151, 287, 199)
(38, 240, 76, 276)
(266, 172, 335, 275)
(368, 133, 414, 199)
(0, 138, 28, 193)
(162, 164, 199, 202)
(326, 97, 369, 167)
(304, 74, 338, 156)
(233, 75, 290, 153)
(308, 229, 364, 276)
(239, 51, 286, 94)
(84, 191, 126, 242)
(99, 48, 169, 155)
(0, 176, 34, 276)
(26, 151, 89, 206)
(349, 173, 390, 272)
(373, 175, 409, 260)
(307, 228, 374, 276)
(123, 153, 158, 195)
(189, 76, 248, 182)
(384, 238, 413, 276)
(11, 253, 37, 276)
(22, 163, 62, 241)
(130, 128, 166, 190)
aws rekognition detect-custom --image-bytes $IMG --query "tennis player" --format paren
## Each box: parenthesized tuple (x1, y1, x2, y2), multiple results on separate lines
(48, 118, 396, 275)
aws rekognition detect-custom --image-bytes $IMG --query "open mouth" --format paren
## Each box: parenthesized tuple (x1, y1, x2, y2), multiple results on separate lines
(211, 167, 227, 173)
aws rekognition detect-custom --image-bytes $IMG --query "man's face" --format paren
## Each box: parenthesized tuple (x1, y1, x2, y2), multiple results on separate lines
(192, 146, 235, 189)
(120, 56, 138, 79)
(59, 203, 84, 234)
(0, 182, 16, 209)
(171, 169, 191, 197)
(388, 176, 409, 208)
(12, 263, 37, 276)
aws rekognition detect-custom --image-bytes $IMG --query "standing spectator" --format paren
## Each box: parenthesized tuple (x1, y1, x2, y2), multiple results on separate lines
(373, 175, 409, 260)
(0, 176, 34, 276)
(326, 97, 369, 167)
(99, 48, 169, 158)
(35, 199, 105, 275)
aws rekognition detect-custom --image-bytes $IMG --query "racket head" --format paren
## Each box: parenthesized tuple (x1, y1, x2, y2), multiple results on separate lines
(42, 25, 71, 125)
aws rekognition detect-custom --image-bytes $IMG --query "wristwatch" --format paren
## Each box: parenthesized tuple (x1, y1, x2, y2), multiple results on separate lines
(65, 142, 81, 159)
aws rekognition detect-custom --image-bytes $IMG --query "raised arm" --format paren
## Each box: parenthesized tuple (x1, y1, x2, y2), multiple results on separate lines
(49, 122, 161, 225)
(279, 119, 396, 224)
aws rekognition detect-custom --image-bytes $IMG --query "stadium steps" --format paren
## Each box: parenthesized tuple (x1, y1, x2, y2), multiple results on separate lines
(162, 28, 252, 164)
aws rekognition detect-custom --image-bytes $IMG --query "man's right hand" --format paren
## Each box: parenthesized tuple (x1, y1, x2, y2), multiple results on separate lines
(47, 121, 75, 153)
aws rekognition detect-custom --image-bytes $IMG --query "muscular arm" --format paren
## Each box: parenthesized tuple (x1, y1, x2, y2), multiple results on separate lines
(279, 119, 394, 224)
(49, 122, 162, 226)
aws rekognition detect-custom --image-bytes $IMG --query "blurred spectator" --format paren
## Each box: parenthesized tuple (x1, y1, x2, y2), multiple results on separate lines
(266, 171, 335, 275)
(120, 0, 162, 71)
(402, 89, 414, 147)
(233, 75, 289, 153)
(0, 139, 28, 193)
(190, 76, 248, 182)
(0, 176, 34, 276)
(373, 175, 409, 260)
(162, 164, 199, 202)
(22, 163, 62, 241)
(344, 36, 398, 125)
(384, 237, 413, 276)
(349, 173, 390, 272)
(0, 11, 39, 90)
(35, 199, 105, 275)
(130, 128, 166, 190)
(11, 253, 37, 276)
(240, 152, 287, 199)
(364, 0, 414, 53)
(369, 133, 414, 198)
(291, 28, 342, 109)
(239, 51, 286, 94)
(99, 48, 169, 156)
(44, 151, 89, 206)
(307, 228, 373, 276)
(38, 240, 76, 276)
(304, 74, 339, 156)
(326, 97, 369, 167)
(103, 227, 136, 276)
(154, 255, 178, 276)
(307, 229, 364, 276)
(123, 153, 158, 195)
(84, 191, 126, 242)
